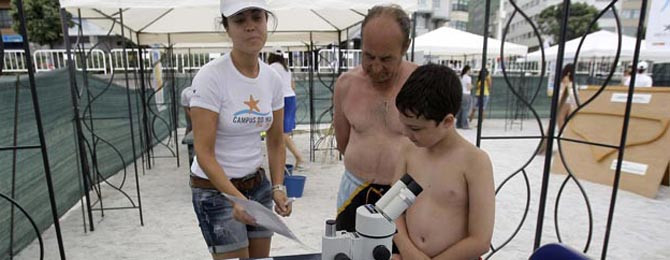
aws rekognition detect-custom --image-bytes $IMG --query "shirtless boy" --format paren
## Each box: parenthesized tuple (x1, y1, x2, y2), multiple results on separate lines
(393, 64, 495, 260)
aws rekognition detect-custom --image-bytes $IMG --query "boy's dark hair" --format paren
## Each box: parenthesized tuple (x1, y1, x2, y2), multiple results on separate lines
(396, 64, 462, 124)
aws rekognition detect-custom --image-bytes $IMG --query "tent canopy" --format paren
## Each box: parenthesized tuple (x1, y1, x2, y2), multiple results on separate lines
(526, 30, 670, 62)
(413, 27, 528, 56)
(59, 0, 417, 46)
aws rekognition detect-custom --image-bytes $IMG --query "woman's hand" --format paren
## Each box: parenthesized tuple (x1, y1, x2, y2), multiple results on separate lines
(272, 191, 292, 217)
(232, 201, 257, 225)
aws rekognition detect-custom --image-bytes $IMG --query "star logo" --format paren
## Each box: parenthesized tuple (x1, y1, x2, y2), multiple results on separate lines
(244, 95, 260, 113)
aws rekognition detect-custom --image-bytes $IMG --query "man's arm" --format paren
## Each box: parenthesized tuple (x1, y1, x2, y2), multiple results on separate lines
(433, 150, 495, 260)
(333, 74, 351, 154)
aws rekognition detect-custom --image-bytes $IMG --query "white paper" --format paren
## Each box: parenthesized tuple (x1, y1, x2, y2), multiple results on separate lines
(610, 160, 648, 176)
(222, 193, 302, 244)
(610, 93, 652, 104)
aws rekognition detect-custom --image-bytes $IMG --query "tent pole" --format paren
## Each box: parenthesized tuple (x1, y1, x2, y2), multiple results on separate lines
(16, 0, 66, 258)
(120, 8, 144, 226)
(61, 7, 95, 233)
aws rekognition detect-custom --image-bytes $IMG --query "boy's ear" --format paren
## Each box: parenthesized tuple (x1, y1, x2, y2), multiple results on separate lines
(441, 114, 456, 128)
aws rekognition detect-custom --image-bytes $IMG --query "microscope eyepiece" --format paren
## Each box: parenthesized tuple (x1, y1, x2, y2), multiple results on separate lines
(406, 181, 423, 196)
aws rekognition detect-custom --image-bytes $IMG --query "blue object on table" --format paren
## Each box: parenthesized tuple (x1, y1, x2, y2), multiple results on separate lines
(530, 243, 590, 260)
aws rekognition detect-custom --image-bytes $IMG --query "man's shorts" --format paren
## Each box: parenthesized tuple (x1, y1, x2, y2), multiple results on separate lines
(283, 96, 297, 133)
(335, 169, 391, 232)
(191, 176, 273, 254)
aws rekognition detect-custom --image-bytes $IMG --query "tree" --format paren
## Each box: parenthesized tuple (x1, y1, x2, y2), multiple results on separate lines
(10, 0, 72, 48)
(536, 2, 600, 44)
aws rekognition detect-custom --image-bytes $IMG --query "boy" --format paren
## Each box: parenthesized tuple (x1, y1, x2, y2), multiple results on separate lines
(392, 64, 495, 260)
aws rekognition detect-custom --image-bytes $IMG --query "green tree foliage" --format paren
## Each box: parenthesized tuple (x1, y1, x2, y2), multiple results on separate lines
(536, 2, 600, 44)
(10, 0, 72, 47)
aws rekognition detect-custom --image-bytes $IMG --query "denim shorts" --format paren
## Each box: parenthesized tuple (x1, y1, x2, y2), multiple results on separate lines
(191, 176, 273, 253)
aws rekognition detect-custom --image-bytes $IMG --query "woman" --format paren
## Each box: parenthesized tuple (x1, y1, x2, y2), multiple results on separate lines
(189, 0, 291, 259)
(268, 48, 304, 169)
(469, 68, 492, 124)
(456, 65, 472, 129)
(538, 63, 575, 155)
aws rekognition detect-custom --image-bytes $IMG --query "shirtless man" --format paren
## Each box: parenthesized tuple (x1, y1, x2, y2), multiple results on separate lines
(393, 64, 495, 260)
(333, 5, 418, 232)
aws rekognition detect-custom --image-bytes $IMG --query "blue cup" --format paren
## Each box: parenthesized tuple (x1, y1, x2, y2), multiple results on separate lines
(284, 175, 306, 198)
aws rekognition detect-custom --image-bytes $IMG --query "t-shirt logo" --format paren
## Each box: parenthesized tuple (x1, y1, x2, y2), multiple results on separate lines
(242, 95, 261, 114)
(233, 95, 272, 127)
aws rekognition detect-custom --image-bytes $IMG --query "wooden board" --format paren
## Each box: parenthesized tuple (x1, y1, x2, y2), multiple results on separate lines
(551, 86, 670, 198)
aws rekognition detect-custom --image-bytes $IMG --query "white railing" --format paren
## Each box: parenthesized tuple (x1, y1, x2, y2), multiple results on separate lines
(33, 49, 107, 74)
(317, 49, 361, 73)
(3, 50, 28, 73)
(5, 48, 629, 79)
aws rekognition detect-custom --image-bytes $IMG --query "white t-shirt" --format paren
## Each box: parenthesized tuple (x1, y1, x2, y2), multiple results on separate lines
(270, 62, 295, 97)
(190, 53, 284, 179)
(461, 74, 472, 95)
(624, 73, 653, 88)
(180, 86, 194, 107)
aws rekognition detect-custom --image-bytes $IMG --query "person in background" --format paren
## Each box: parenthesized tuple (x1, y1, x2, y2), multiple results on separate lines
(188, 0, 291, 258)
(625, 61, 653, 87)
(469, 68, 492, 125)
(181, 86, 194, 135)
(456, 65, 472, 129)
(538, 63, 576, 156)
(622, 66, 632, 86)
(268, 47, 304, 169)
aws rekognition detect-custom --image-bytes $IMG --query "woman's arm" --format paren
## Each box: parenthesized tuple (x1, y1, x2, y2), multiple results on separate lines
(266, 108, 291, 216)
(191, 107, 256, 224)
(191, 107, 245, 198)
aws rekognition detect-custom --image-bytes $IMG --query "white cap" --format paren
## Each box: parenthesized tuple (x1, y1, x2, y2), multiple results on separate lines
(637, 61, 648, 70)
(220, 0, 269, 17)
(273, 46, 283, 55)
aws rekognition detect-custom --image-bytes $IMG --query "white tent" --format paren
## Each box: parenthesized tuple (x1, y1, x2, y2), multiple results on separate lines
(413, 27, 529, 56)
(526, 30, 670, 62)
(59, 0, 417, 46)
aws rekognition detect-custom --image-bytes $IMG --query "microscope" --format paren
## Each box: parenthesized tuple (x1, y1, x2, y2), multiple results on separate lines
(322, 174, 423, 260)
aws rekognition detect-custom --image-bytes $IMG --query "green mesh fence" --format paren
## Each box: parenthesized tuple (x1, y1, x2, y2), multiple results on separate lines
(0, 69, 176, 259)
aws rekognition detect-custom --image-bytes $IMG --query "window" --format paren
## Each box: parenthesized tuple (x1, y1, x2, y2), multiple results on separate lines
(450, 21, 468, 30)
(452, 0, 469, 12)
(0, 9, 13, 28)
(433, 0, 441, 8)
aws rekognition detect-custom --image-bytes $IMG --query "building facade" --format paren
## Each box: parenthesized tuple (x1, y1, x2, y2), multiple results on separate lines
(503, 0, 630, 49)
(467, 0, 505, 39)
(415, 0, 470, 36)
(0, 0, 23, 49)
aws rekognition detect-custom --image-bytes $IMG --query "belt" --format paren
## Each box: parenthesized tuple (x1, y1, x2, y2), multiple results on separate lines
(190, 168, 264, 192)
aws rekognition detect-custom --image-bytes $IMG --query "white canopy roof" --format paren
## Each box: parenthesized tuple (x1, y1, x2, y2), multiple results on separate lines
(413, 27, 528, 56)
(59, 0, 417, 46)
(526, 30, 670, 62)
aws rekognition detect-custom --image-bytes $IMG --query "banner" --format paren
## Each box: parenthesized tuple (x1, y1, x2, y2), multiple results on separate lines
(646, 0, 670, 49)
(150, 46, 166, 112)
